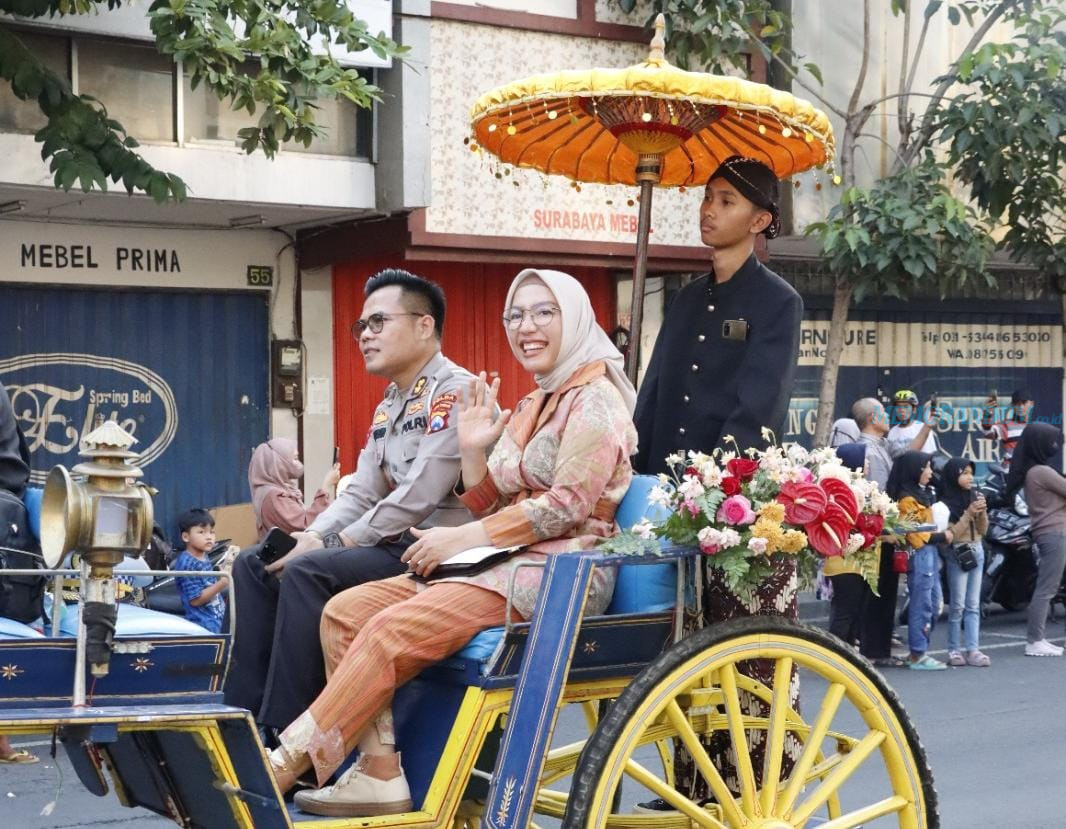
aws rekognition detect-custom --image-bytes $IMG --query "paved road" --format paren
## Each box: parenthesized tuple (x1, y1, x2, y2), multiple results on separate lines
(5, 603, 1066, 827)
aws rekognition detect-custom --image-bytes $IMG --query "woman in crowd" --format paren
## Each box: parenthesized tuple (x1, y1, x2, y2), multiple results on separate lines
(248, 437, 340, 539)
(1005, 423, 1066, 657)
(268, 268, 637, 817)
(936, 458, 990, 667)
(887, 451, 954, 670)
(825, 442, 871, 647)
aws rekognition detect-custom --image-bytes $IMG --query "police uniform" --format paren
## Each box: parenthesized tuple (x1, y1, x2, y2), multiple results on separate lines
(633, 253, 802, 475)
(225, 351, 475, 729)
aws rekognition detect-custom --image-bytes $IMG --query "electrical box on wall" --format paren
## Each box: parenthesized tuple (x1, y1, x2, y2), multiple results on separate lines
(271, 339, 304, 409)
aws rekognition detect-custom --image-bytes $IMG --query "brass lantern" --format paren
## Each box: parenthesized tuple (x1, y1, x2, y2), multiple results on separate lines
(40, 421, 154, 685)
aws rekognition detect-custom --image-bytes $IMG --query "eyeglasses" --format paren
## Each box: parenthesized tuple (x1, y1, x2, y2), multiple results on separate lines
(502, 304, 560, 331)
(351, 312, 426, 336)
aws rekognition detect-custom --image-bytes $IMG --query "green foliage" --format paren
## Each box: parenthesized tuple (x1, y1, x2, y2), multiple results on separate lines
(0, 0, 406, 201)
(805, 154, 993, 300)
(935, 6, 1066, 278)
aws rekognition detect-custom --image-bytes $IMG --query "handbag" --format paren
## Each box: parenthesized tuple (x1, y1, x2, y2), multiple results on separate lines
(952, 542, 979, 572)
(0, 489, 45, 623)
(892, 548, 911, 575)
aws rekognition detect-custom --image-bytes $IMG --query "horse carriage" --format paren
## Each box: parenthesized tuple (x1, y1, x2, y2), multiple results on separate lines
(0, 424, 936, 829)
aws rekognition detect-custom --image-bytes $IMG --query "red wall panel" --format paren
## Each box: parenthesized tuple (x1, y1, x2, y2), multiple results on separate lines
(331, 259, 616, 470)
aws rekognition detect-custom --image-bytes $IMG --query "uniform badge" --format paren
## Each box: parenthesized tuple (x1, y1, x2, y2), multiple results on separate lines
(426, 392, 458, 434)
(411, 376, 428, 398)
(406, 401, 425, 416)
(373, 408, 389, 426)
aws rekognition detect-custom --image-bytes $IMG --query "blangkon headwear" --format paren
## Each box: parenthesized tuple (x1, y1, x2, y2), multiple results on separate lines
(710, 155, 782, 239)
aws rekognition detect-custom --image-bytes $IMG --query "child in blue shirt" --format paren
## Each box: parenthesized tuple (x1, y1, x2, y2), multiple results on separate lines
(172, 508, 236, 633)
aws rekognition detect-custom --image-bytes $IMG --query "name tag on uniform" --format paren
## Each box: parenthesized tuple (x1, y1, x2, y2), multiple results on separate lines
(722, 319, 749, 341)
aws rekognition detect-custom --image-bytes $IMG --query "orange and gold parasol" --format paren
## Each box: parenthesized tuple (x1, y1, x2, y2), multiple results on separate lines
(471, 14, 835, 381)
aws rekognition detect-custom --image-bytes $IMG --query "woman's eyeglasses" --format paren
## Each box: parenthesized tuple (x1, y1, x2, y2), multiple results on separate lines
(502, 304, 560, 331)
(351, 312, 426, 336)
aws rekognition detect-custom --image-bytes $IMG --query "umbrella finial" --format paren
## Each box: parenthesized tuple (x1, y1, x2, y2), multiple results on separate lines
(648, 13, 666, 64)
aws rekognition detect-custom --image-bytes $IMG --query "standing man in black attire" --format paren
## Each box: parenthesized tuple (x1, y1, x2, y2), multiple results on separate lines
(632, 156, 803, 812)
(634, 155, 802, 475)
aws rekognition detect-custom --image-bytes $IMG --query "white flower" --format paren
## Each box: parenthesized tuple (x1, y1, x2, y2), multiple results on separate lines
(720, 451, 737, 464)
(701, 463, 723, 487)
(760, 426, 776, 444)
(845, 533, 866, 555)
(631, 519, 657, 540)
(785, 442, 810, 464)
(658, 473, 671, 485)
(678, 475, 705, 500)
(870, 490, 894, 514)
(689, 451, 712, 467)
(721, 434, 735, 444)
(748, 536, 769, 554)
(665, 452, 684, 468)
(720, 528, 742, 548)
(698, 526, 724, 546)
(648, 486, 673, 509)
(816, 462, 852, 483)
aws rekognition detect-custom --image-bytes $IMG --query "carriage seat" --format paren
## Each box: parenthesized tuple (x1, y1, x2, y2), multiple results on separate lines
(450, 475, 675, 668)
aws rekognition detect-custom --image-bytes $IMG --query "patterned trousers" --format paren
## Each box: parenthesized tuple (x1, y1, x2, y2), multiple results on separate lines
(276, 575, 507, 785)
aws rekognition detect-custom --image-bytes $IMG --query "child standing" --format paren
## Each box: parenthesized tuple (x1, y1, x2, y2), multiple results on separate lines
(887, 452, 955, 670)
(936, 458, 990, 667)
(173, 508, 236, 633)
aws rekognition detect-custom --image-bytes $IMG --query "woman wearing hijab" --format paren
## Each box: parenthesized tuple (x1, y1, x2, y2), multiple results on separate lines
(828, 417, 861, 449)
(1005, 423, 1066, 656)
(824, 443, 870, 646)
(248, 438, 340, 539)
(268, 268, 637, 817)
(935, 458, 990, 667)
(886, 451, 955, 670)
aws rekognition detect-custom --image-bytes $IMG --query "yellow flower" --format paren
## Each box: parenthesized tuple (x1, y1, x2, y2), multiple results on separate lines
(780, 530, 808, 554)
(751, 518, 784, 554)
(758, 502, 785, 524)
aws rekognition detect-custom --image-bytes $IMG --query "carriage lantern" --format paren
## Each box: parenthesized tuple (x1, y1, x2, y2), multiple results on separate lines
(40, 421, 154, 692)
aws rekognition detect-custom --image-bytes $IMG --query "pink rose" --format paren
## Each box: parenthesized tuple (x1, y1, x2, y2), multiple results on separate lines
(716, 494, 757, 526)
(681, 498, 700, 518)
(795, 467, 814, 483)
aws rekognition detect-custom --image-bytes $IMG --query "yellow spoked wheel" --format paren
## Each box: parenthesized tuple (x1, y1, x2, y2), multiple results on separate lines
(563, 617, 937, 829)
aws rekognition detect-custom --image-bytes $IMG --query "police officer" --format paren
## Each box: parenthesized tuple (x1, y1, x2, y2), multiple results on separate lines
(225, 269, 476, 733)
(634, 155, 802, 475)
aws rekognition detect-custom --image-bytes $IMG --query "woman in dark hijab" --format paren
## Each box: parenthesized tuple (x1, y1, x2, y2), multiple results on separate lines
(887, 452, 954, 670)
(1007, 423, 1066, 656)
(936, 458, 990, 667)
(824, 443, 870, 646)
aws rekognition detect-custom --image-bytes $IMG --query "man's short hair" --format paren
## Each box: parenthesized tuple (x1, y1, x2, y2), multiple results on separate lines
(1011, 388, 1034, 405)
(177, 508, 214, 534)
(365, 268, 446, 339)
(852, 397, 881, 429)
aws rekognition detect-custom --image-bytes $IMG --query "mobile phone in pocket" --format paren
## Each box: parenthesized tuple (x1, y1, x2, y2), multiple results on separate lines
(257, 527, 297, 565)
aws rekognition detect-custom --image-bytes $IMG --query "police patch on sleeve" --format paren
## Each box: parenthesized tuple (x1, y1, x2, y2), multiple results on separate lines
(426, 392, 458, 434)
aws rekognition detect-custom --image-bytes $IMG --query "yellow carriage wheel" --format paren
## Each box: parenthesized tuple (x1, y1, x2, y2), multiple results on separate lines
(563, 617, 937, 829)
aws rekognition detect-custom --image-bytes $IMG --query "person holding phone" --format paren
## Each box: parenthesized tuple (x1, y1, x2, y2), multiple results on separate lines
(173, 508, 239, 634)
(225, 269, 478, 735)
(248, 438, 340, 539)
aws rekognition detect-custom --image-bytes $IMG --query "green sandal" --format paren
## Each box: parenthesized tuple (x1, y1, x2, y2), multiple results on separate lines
(909, 654, 947, 671)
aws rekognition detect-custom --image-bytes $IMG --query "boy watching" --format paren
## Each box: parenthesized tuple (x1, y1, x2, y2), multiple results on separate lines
(173, 508, 237, 633)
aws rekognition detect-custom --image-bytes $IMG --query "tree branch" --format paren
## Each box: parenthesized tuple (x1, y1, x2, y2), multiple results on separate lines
(847, 0, 872, 119)
(895, 0, 1022, 172)
(738, 24, 847, 118)
(897, 0, 913, 135)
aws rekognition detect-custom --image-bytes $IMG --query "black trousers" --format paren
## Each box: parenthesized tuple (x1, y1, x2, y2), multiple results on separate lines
(223, 539, 410, 730)
(859, 543, 900, 660)
(828, 573, 870, 646)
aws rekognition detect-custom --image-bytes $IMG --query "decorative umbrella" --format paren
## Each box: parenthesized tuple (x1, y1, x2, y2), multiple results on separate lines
(470, 14, 836, 382)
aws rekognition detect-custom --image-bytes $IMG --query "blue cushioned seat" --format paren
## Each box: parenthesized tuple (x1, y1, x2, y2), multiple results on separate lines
(451, 475, 675, 669)
(48, 602, 214, 637)
(0, 617, 44, 639)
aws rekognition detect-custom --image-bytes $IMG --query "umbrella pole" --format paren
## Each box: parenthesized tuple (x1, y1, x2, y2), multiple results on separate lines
(626, 153, 663, 385)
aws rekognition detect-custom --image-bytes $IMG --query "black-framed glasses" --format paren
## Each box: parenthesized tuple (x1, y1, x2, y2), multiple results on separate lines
(351, 312, 427, 336)
(502, 304, 560, 331)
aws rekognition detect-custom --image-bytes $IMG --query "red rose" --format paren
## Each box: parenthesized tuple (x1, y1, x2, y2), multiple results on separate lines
(777, 481, 828, 525)
(820, 478, 859, 523)
(805, 502, 853, 557)
(720, 476, 742, 496)
(727, 458, 760, 482)
(854, 512, 885, 548)
(684, 465, 700, 478)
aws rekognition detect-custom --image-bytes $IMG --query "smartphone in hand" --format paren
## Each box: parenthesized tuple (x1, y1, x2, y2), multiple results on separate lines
(257, 527, 298, 565)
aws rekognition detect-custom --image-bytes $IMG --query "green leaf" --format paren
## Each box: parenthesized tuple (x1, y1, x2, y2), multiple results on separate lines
(924, 0, 942, 19)
(804, 62, 824, 86)
(947, 6, 961, 25)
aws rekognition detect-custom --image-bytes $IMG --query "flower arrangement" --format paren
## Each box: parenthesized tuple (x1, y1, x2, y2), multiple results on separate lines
(601, 431, 904, 600)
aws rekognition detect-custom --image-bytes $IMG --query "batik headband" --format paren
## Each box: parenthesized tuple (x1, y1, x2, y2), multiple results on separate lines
(709, 155, 782, 239)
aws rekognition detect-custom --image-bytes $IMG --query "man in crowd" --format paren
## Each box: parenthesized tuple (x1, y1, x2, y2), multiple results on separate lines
(224, 269, 476, 735)
(886, 388, 940, 458)
(852, 397, 893, 488)
(981, 389, 1034, 469)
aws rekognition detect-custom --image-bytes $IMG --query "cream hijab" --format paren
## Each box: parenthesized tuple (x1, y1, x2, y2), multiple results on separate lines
(505, 268, 637, 414)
